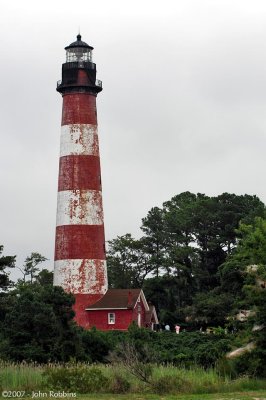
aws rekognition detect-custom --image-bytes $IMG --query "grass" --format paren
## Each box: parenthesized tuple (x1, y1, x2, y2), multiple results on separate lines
(76, 393, 266, 399)
(0, 361, 44, 391)
(0, 361, 265, 397)
(151, 364, 266, 394)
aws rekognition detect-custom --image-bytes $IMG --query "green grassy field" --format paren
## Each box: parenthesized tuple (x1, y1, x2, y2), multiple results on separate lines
(0, 361, 266, 399)
(89, 393, 265, 399)
(19, 392, 266, 400)
(76, 392, 266, 399)
(1, 393, 266, 400)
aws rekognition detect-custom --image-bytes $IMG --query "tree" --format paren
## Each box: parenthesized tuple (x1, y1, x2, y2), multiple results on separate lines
(19, 252, 47, 283)
(187, 290, 235, 327)
(0, 245, 16, 291)
(143, 276, 187, 325)
(147, 192, 264, 293)
(107, 192, 265, 327)
(161, 192, 198, 279)
(0, 280, 83, 362)
(36, 268, 54, 285)
(219, 217, 266, 376)
(219, 217, 266, 296)
(141, 207, 166, 278)
(191, 193, 264, 291)
(107, 234, 153, 288)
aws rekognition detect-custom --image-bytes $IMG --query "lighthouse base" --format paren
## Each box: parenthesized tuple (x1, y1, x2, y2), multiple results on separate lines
(73, 293, 104, 328)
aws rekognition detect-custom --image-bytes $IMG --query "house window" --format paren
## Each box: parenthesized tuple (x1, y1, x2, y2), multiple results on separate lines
(108, 313, 115, 324)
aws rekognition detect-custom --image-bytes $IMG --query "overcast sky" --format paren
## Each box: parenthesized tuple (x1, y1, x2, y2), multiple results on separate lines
(1, 0, 266, 278)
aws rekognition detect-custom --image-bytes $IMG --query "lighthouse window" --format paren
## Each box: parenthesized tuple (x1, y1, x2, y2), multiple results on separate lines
(108, 313, 115, 324)
(66, 49, 92, 63)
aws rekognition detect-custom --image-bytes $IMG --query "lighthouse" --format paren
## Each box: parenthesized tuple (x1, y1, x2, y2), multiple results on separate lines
(54, 35, 108, 327)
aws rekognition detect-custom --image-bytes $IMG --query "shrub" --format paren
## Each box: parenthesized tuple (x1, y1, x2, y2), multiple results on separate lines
(43, 365, 109, 393)
(151, 375, 187, 394)
(108, 341, 153, 383)
(215, 357, 238, 378)
(229, 349, 266, 378)
(194, 340, 230, 368)
(80, 328, 111, 363)
(109, 373, 131, 393)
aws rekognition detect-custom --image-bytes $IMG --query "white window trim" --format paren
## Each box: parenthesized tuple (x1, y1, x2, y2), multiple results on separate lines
(108, 312, 115, 324)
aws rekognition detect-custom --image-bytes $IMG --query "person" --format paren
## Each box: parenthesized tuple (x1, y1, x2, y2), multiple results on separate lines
(165, 324, 170, 331)
(175, 324, 180, 334)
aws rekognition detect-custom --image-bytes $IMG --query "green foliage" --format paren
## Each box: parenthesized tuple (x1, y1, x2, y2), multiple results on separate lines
(106, 328, 231, 369)
(1, 192, 266, 374)
(107, 234, 153, 288)
(0, 245, 16, 291)
(141, 206, 166, 278)
(43, 365, 109, 393)
(188, 290, 235, 327)
(80, 328, 111, 363)
(151, 374, 187, 394)
(151, 332, 231, 367)
(1, 361, 266, 395)
(219, 217, 266, 377)
(194, 341, 230, 368)
(109, 373, 131, 393)
(107, 192, 265, 326)
(36, 269, 53, 285)
(0, 282, 83, 363)
(109, 340, 153, 383)
(19, 253, 47, 283)
(228, 349, 265, 378)
(0, 361, 44, 391)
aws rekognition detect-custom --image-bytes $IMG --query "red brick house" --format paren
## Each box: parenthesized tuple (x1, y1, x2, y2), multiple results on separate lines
(85, 288, 159, 331)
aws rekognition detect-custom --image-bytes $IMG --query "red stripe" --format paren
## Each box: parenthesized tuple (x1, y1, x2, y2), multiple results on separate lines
(58, 155, 102, 191)
(62, 94, 97, 125)
(55, 225, 106, 261)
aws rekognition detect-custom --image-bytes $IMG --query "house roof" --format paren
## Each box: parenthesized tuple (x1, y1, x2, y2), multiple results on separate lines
(85, 288, 149, 311)
(145, 305, 159, 324)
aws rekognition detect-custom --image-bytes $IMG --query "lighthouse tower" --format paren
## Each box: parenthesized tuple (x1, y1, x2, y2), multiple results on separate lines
(54, 35, 108, 327)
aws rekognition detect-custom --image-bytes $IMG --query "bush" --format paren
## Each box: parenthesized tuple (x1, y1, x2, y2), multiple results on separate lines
(215, 357, 238, 378)
(229, 349, 266, 378)
(43, 365, 109, 393)
(151, 332, 231, 368)
(108, 341, 154, 383)
(109, 373, 131, 393)
(80, 328, 111, 363)
(151, 375, 187, 394)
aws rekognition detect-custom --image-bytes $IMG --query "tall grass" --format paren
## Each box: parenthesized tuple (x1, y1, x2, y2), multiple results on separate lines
(0, 361, 265, 394)
(0, 361, 43, 391)
(152, 364, 266, 394)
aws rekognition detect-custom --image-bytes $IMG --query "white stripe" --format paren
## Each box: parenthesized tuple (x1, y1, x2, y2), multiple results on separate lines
(60, 124, 99, 157)
(56, 190, 104, 226)
(54, 259, 108, 294)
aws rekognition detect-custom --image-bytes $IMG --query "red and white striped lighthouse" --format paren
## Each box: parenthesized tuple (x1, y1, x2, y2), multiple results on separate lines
(54, 35, 108, 328)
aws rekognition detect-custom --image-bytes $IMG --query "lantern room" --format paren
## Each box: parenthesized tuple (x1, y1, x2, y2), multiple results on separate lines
(57, 34, 102, 95)
(65, 34, 93, 63)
